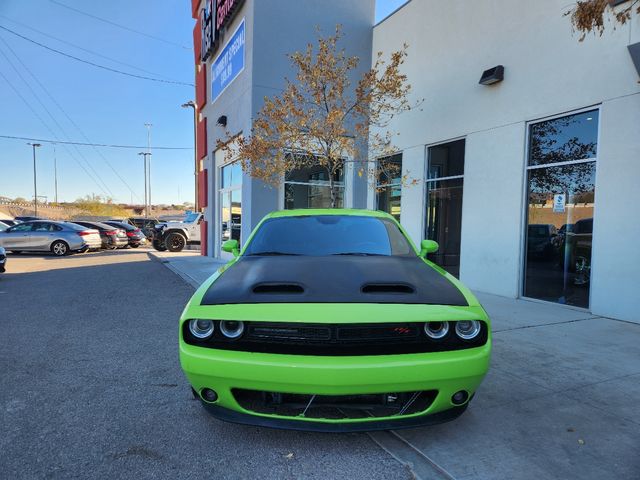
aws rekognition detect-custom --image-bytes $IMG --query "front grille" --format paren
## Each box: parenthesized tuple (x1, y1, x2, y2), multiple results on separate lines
(182, 321, 488, 356)
(232, 388, 437, 419)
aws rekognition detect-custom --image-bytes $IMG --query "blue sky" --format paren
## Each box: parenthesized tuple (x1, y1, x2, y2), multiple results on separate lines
(0, 0, 407, 205)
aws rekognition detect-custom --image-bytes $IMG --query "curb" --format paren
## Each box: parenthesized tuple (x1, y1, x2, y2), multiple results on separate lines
(147, 251, 201, 289)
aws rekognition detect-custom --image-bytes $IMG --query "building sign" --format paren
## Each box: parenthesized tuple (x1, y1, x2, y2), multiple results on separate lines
(553, 193, 566, 213)
(211, 18, 245, 103)
(200, 0, 245, 62)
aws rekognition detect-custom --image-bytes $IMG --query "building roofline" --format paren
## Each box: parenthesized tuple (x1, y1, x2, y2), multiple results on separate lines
(374, 0, 412, 28)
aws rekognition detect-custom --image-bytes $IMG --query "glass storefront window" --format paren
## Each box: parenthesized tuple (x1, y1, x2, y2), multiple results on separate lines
(376, 153, 402, 220)
(425, 139, 465, 278)
(219, 161, 242, 253)
(523, 110, 598, 308)
(528, 110, 598, 166)
(284, 164, 344, 209)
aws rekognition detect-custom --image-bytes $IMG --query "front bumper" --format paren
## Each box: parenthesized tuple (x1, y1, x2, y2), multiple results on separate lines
(200, 400, 468, 432)
(180, 343, 490, 430)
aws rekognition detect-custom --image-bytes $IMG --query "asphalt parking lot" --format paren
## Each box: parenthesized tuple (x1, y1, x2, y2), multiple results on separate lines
(0, 250, 409, 480)
(1, 249, 639, 479)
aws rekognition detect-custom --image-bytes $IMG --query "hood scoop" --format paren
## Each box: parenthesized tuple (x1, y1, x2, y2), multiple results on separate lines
(253, 283, 305, 294)
(361, 283, 415, 294)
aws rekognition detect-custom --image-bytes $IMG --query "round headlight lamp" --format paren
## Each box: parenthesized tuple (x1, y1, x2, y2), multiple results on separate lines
(220, 320, 245, 339)
(455, 320, 482, 340)
(188, 319, 214, 339)
(424, 321, 449, 339)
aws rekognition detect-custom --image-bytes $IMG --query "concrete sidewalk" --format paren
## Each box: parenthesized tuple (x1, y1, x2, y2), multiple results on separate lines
(152, 252, 640, 479)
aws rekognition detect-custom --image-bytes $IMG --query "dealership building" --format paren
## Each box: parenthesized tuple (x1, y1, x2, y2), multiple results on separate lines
(189, 0, 640, 323)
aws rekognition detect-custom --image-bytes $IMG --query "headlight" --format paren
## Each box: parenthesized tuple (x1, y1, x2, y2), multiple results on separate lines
(455, 320, 482, 340)
(220, 320, 245, 339)
(188, 319, 214, 339)
(424, 321, 449, 339)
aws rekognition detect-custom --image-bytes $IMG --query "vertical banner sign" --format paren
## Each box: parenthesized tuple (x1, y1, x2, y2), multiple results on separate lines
(211, 18, 245, 103)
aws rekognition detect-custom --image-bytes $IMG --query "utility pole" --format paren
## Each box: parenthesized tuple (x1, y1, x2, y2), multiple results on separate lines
(138, 152, 152, 217)
(53, 144, 58, 204)
(27, 143, 41, 216)
(181, 101, 198, 211)
(144, 123, 152, 215)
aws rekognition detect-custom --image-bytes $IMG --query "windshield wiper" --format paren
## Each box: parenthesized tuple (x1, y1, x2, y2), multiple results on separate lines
(248, 251, 301, 256)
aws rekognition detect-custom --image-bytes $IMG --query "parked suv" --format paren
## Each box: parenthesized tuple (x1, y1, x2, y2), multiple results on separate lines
(152, 212, 202, 252)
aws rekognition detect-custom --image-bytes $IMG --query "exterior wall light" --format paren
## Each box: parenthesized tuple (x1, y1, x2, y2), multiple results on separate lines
(216, 115, 228, 127)
(479, 65, 504, 85)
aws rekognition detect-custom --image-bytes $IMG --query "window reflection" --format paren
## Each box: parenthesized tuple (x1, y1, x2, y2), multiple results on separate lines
(524, 112, 597, 308)
(528, 110, 598, 166)
(285, 164, 344, 209)
(376, 153, 402, 220)
(425, 139, 465, 278)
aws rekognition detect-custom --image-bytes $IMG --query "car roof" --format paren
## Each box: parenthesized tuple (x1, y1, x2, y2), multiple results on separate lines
(265, 209, 396, 220)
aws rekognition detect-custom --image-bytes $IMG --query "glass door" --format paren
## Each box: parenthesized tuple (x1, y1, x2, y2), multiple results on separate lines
(219, 161, 242, 259)
(523, 110, 598, 308)
(425, 139, 465, 278)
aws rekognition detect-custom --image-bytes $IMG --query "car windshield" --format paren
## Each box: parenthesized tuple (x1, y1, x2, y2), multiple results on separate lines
(244, 215, 414, 256)
(184, 213, 199, 223)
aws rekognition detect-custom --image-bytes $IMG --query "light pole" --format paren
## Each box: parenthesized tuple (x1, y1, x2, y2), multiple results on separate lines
(138, 152, 152, 217)
(27, 143, 41, 216)
(181, 101, 198, 211)
(53, 144, 58, 204)
(144, 123, 152, 214)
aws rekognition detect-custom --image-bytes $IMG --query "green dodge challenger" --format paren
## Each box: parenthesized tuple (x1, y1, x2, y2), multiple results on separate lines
(179, 209, 491, 431)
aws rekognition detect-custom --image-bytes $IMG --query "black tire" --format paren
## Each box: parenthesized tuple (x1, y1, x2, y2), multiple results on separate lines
(130, 244, 140, 249)
(166, 232, 187, 252)
(152, 239, 167, 252)
(51, 240, 69, 256)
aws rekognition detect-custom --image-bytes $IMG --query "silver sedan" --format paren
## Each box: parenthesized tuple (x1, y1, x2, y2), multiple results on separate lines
(0, 221, 102, 256)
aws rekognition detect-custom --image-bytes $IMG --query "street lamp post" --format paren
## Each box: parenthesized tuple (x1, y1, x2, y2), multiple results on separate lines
(138, 152, 152, 217)
(144, 123, 152, 214)
(53, 144, 58, 204)
(181, 101, 198, 211)
(27, 143, 41, 216)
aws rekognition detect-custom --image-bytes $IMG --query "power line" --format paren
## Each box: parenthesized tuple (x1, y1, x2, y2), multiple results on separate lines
(0, 24, 194, 86)
(0, 39, 115, 197)
(0, 36, 142, 204)
(49, 0, 192, 50)
(0, 68, 111, 198)
(0, 134, 193, 150)
(0, 14, 180, 81)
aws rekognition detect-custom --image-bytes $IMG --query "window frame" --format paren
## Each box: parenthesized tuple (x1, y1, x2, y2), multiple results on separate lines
(519, 105, 602, 310)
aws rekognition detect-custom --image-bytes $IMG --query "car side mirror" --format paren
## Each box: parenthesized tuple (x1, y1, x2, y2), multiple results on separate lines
(419, 239, 439, 258)
(222, 239, 239, 257)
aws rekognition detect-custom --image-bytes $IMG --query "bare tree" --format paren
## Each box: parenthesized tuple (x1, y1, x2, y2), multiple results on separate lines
(219, 26, 420, 208)
(566, 0, 639, 40)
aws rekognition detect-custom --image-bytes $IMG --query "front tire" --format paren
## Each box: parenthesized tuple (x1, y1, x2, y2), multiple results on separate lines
(51, 240, 69, 256)
(130, 244, 140, 249)
(166, 232, 186, 252)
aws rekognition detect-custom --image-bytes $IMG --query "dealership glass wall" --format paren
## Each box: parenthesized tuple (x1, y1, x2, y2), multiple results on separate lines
(219, 161, 242, 249)
(284, 164, 344, 209)
(376, 153, 402, 220)
(523, 110, 598, 308)
(425, 139, 465, 277)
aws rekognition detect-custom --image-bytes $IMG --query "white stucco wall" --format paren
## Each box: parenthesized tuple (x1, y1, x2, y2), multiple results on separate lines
(590, 95, 640, 323)
(373, 0, 640, 320)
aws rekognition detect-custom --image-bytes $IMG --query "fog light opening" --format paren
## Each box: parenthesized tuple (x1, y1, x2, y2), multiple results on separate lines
(451, 390, 469, 405)
(201, 388, 218, 403)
